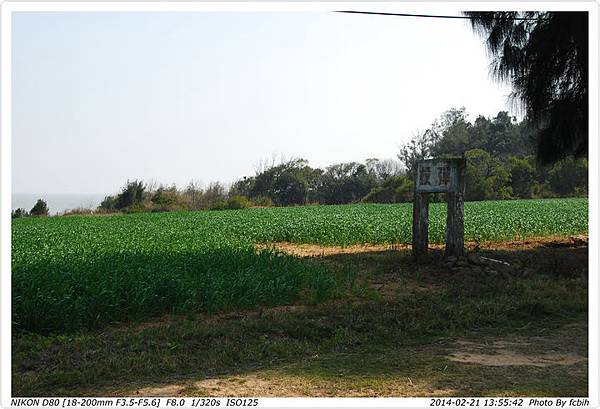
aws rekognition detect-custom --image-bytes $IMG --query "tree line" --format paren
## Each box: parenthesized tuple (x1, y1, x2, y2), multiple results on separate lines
(12, 107, 588, 218)
(399, 108, 587, 201)
(11, 199, 49, 218)
(94, 108, 586, 214)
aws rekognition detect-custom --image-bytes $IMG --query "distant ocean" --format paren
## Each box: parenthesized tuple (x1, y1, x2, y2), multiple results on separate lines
(12, 193, 107, 215)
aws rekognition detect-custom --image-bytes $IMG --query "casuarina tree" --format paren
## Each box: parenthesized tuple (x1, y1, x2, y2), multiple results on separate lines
(464, 11, 588, 164)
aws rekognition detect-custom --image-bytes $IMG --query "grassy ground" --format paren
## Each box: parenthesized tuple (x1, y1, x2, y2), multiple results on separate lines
(13, 237, 588, 397)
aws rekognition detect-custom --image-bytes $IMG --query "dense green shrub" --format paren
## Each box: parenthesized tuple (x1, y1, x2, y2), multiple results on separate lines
(363, 175, 413, 203)
(116, 180, 145, 209)
(151, 186, 178, 208)
(11, 208, 28, 219)
(209, 198, 228, 211)
(99, 195, 118, 211)
(30, 199, 49, 216)
(227, 195, 251, 209)
(252, 196, 273, 207)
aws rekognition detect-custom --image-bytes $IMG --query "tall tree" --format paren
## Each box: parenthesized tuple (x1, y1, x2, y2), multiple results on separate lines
(430, 107, 472, 157)
(398, 129, 439, 178)
(315, 162, 377, 205)
(464, 12, 588, 164)
(116, 180, 145, 209)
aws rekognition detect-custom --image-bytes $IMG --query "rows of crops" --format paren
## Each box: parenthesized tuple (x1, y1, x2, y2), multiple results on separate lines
(12, 198, 588, 333)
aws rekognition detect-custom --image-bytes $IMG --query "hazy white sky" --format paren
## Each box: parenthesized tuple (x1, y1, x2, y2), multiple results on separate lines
(12, 10, 514, 195)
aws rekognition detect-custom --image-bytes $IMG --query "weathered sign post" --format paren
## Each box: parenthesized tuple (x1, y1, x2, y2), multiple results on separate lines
(412, 158, 466, 260)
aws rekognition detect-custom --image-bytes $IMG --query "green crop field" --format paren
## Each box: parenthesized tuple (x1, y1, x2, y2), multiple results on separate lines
(12, 198, 588, 334)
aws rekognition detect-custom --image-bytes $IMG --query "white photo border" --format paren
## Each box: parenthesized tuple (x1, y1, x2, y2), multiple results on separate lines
(1, 1, 598, 407)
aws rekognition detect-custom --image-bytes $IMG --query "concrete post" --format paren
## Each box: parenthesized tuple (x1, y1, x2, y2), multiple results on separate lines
(413, 158, 465, 261)
(445, 159, 466, 258)
(412, 192, 429, 261)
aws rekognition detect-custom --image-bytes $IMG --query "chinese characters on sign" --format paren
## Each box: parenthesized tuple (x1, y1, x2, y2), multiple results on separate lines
(416, 159, 455, 193)
(413, 158, 466, 260)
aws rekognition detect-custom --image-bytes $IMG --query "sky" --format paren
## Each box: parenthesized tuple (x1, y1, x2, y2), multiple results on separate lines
(12, 10, 515, 195)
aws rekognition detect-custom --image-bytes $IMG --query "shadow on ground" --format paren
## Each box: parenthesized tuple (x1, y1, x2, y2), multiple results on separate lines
(13, 238, 588, 397)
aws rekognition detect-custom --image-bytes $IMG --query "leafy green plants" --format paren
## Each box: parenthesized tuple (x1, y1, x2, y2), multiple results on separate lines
(12, 198, 587, 333)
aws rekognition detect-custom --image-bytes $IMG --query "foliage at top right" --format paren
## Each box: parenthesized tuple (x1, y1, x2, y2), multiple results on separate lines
(464, 12, 588, 164)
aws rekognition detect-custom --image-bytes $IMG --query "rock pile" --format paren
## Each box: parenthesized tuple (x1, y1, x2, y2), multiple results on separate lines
(445, 254, 530, 277)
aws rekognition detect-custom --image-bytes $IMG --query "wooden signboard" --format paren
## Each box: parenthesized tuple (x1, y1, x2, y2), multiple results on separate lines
(416, 159, 459, 193)
(412, 158, 466, 260)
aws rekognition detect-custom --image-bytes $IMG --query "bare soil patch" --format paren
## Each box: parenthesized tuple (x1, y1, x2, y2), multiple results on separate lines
(131, 372, 459, 397)
(465, 234, 589, 251)
(256, 242, 409, 257)
(449, 351, 585, 367)
(135, 375, 306, 397)
(256, 235, 588, 258)
(449, 323, 588, 368)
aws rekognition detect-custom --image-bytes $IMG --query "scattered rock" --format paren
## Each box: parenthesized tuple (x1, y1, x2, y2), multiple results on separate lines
(480, 256, 511, 267)
(447, 253, 533, 278)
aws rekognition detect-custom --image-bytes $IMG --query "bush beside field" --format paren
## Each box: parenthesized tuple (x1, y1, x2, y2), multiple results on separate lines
(12, 198, 588, 334)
